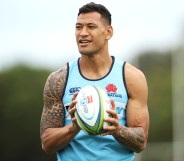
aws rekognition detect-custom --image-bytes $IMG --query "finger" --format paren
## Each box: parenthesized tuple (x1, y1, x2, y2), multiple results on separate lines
(69, 101, 77, 118)
(72, 92, 78, 101)
(104, 113, 120, 127)
(106, 100, 118, 120)
(100, 132, 110, 136)
(69, 100, 77, 109)
(103, 125, 117, 131)
(106, 108, 116, 115)
(104, 117, 117, 123)
(110, 98, 115, 110)
(106, 109, 118, 120)
(69, 106, 76, 114)
(71, 117, 77, 123)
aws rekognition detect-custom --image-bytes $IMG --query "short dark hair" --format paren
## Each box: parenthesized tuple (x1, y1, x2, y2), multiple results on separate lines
(78, 2, 112, 25)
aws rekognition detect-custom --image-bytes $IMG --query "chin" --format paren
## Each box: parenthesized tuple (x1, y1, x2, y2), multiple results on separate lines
(79, 50, 93, 56)
(79, 48, 99, 56)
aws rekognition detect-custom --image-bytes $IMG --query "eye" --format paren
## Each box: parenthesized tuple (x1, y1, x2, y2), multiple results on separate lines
(88, 25, 96, 30)
(76, 25, 82, 30)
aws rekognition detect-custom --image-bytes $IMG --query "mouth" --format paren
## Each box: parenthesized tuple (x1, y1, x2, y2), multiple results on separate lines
(79, 40, 92, 46)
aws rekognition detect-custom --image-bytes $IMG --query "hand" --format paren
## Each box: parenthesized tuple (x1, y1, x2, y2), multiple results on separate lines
(69, 92, 81, 131)
(101, 99, 120, 137)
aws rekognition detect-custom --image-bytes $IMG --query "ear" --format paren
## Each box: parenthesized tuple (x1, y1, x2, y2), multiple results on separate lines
(105, 26, 113, 40)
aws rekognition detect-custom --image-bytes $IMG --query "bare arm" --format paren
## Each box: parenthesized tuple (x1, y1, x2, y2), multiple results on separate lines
(40, 65, 80, 154)
(103, 63, 149, 152)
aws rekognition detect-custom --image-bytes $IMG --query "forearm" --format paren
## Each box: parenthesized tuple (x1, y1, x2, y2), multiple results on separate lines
(113, 126, 147, 153)
(41, 124, 80, 154)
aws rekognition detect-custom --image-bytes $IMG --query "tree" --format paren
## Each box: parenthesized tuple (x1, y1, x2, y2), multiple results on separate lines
(137, 51, 172, 142)
(0, 65, 56, 161)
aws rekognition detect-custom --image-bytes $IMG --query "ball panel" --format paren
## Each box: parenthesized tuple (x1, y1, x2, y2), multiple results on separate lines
(75, 111, 97, 135)
(75, 85, 100, 127)
(75, 92, 101, 135)
(95, 87, 105, 134)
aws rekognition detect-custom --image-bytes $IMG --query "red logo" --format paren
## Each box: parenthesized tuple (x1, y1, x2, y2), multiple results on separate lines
(105, 84, 117, 93)
(87, 95, 93, 103)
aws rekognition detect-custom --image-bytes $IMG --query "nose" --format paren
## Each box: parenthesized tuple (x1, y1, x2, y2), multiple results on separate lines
(80, 27, 89, 37)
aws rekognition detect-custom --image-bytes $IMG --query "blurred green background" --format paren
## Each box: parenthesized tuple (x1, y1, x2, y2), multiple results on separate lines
(0, 66, 56, 161)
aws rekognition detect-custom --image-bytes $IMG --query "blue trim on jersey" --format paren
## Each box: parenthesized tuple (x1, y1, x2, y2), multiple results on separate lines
(123, 61, 129, 98)
(61, 63, 69, 100)
(78, 56, 115, 81)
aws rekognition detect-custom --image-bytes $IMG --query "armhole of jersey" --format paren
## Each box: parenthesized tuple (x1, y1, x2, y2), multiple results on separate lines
(122, 61, 130, 98)
(61, 62, 69, 100)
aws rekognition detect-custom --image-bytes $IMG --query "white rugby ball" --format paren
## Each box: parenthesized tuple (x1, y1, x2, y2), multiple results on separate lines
(75, 85, 112, 135)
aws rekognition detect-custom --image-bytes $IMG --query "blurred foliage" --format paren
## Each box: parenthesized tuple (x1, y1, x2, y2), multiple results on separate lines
(137, 51, 172, 142)
(0, 51, 172, 161)
(0, 65, 56, 161)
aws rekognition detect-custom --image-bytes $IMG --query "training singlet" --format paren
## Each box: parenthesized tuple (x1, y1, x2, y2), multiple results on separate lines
(57, 56, 135, 161)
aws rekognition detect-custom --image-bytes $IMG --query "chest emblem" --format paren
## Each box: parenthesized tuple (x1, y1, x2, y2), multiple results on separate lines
(105, 84, 117, 92)
(105, 84, 122, 98)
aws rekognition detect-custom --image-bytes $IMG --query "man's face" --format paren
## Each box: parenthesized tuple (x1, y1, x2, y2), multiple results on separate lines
(75, 12, 109, 56)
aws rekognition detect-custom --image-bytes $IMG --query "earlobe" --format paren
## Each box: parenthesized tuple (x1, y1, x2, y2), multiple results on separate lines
(106, 35, 112, 40)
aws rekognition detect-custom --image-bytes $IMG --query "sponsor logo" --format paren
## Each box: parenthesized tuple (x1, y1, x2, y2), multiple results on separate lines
(80, 95, 93, 113)
(105, 84, 122, 98)
(107, 93, 122, 98)
(106, 84, 117, 92)
(69, 87, 81, 94)
(115, 102, 126, 119)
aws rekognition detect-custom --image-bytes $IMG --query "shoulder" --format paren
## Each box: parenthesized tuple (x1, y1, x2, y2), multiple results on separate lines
(124, 63, 148, 99)
(44, 64, 68, 99)
(46, 64, 68, 89)
(49, 64, 68, 80)
(125, 63, 146, 81)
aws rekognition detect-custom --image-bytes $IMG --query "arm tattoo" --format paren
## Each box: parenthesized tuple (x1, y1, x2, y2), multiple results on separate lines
(40, 65, 67, 136)
(115, 126, 145, 152)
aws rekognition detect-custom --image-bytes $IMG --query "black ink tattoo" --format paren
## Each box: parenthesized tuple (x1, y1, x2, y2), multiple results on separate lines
(40, 65, 67, 136)
(115, 126, 145, 153)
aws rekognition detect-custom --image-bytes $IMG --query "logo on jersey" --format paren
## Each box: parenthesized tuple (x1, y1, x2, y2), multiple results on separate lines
(115, 102, 126, 119)
(106, 84, 117, 92)
(69, 87, 81, 95)
(105, 84, 122, 98)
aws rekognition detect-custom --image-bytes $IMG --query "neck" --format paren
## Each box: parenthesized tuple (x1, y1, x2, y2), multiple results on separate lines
(79, 54, 113, 79)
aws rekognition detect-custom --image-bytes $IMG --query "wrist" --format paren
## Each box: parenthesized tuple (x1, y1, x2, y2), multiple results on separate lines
(113, 125, 124, 140)
(69, 124, 80, 134)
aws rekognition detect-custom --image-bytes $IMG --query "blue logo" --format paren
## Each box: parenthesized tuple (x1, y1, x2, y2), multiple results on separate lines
(69, 87, 81, 94)
(116, 106, 123, 114)
(107, 93, 122, 98)
(80, 97, 88, 106)
(80, 97, 88, 113)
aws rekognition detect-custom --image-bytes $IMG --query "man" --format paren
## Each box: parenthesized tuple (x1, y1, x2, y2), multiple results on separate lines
(40, 2, 149, 161)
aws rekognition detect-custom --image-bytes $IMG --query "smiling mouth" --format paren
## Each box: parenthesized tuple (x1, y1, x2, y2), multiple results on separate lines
(79, 40, 92, 46)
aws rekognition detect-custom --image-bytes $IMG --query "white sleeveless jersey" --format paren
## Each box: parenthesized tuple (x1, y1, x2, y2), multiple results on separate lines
(57, 56, 135, 161)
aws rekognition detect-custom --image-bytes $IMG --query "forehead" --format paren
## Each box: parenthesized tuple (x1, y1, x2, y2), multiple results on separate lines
(76, 12, 104, 25)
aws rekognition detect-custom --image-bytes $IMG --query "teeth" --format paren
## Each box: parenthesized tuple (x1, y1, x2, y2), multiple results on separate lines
(80, 40, 90, 43)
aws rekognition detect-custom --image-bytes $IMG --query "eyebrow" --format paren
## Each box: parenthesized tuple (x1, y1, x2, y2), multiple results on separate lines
(75, 23, 97, 26)
(75, 23, 82, 26)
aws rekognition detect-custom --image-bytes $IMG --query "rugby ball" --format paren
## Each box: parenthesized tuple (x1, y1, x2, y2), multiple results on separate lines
(75, 85, 112, 135)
